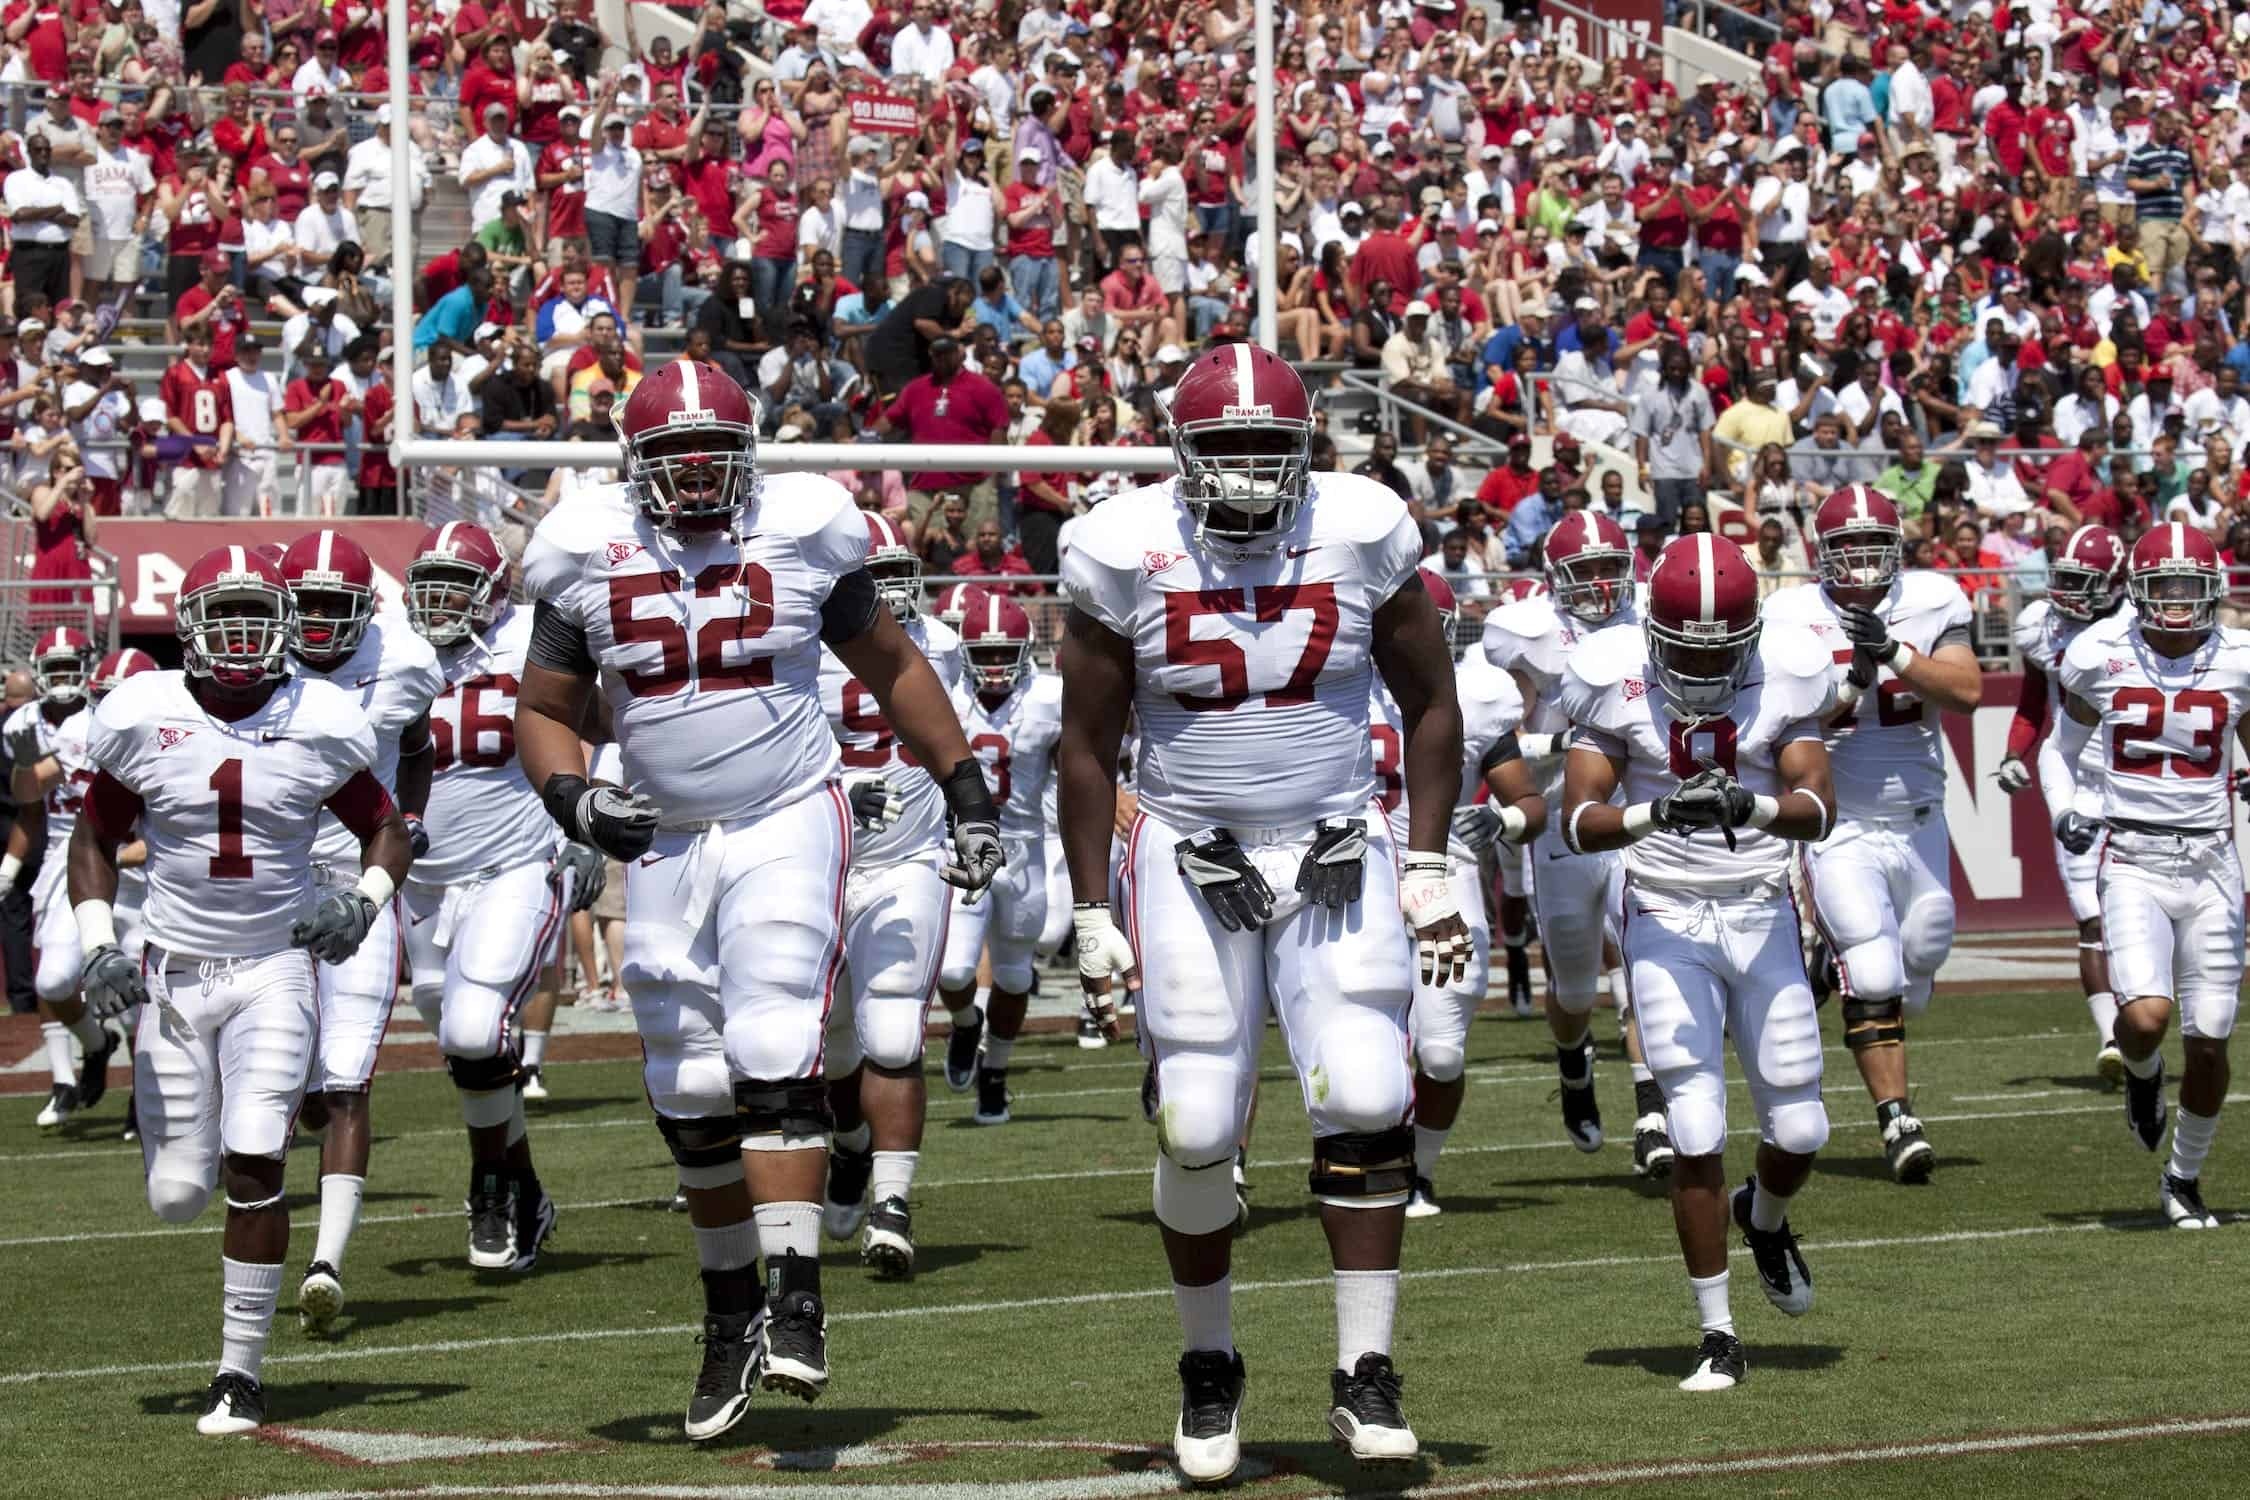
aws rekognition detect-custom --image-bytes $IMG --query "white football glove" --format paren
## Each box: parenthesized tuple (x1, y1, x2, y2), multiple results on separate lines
(1073, 902, 1136, 1039)
(1995, 755, 2032, 795)
(844, 772, 904, 833)
(1400, 854, 1469, 987)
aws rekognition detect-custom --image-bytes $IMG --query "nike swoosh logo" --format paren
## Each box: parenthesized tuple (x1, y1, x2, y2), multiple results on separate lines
(1545, 848, 1571, 861)
(408, 912, 432, 926)
(355, 676, 378, 687)
(638, 853, 668, 867)
(1286, 545, 1319, 558)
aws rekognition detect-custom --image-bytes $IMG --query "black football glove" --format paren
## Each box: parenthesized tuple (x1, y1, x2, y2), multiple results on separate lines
(2055, 810, 2103, 856)
(1294, 817, 1369, 911)
(402, 813, 430, 861)
(291, 890, 379, 964)
(1839, 604, 1899, 664)
(574, 782, 660, 860)
(1177, 827, 1275, 932)
(551, 840, 607, 913)
(845, 772, 904, 834)
(81, 943, 147, 1020)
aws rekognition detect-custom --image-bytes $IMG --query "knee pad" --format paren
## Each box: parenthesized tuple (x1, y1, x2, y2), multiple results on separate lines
(858, 992, 929, 1072)
(148, 1177, 210, 1224)
(1763, 1092, 1830, 1156)
(444, 1050, 519, 1094)
(1660, 1068, 1728, 1157)
(1307, 1016, 1413, 1136)
(33, 945, 79, 1005)
(734, 1076, 832, 1149)
(1154, 1052, 1249, 1170)
(656, 1112, 744, 1189)
(989, 955, 1035, 993)
(1899, 898, 1955, 1016)
(1414, 1037, 1467, 1085)
(1836, 938, 1905, 1003)
(1153, 1152, 1237, 1235)
(1842, 994, 1905, 1054)
(410, 985, 444, 1035)
(436, 991, 511, 1063)
(1309, 1126, 1413, 1205)
(457, 1085, 517, 1130)
(936, 958, 979, 993)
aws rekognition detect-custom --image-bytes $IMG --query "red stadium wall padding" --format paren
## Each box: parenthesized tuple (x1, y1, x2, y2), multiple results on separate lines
(1937, 673, 2079, 933)
(99, 520, 427, 630)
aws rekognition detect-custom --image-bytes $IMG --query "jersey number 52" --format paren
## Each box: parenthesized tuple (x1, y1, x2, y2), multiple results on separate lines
(607, 565, 776, 696)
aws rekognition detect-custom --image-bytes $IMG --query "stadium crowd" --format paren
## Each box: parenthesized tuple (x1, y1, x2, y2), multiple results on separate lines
(5, 0, 2250, 634)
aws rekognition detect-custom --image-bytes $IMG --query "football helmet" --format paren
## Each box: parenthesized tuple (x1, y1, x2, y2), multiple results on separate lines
(2127, 521, 2222, 633)
(931, 580, 986, 633)
(279, 530, 377, 665)
(1645, 533, 1761, 719)
(1501, 575, 1551, 603)
(1810, 484, 1903, 593)
(865, 512, 922, 620)
(615, 357, 760, 532)
(1168, 344, 1314, 547)
(2047, 524, 2126, 623)
(89, 647, 157, 702)
(406, 520, 511, 646)
(30, 627, 94, 705)
(962, 592, 1033, 696)
(1542, 511, 1632, 623)
(1420, 566, 1461, 659)
(177, 544, 293, 690)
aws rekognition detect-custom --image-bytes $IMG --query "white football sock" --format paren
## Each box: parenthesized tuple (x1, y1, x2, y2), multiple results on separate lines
(1750, 1178, 1790, 1232)
(1173, 1275, 1233, 1354)
(520, 1029, 549, 1068)
(312, 1174, 365, 1270)
(1606, 968, 1629, 1010)
(692, 1219, 757, 1272)
(2087, 991, 2119, 1042)
(753, 1200, 822, 1262)
(982, 1033, 1016, 1070)
(870, 1149, 918, 1203)
(1689, 1270, 1734, 1335)
(2123, 1048, 2162, 1080)
(41, 1020, 74, 1086)
(1334, 1268, 1398, 1370)
(1629, 1061, 1654, 1087)
(1412, 1124, 1448, 1179)
(2168, 1107, 2220, 1182)
(219, 1257, 284, 1380)
(67, 1011, 105, 1051)
(835, 1121, 872, 1155)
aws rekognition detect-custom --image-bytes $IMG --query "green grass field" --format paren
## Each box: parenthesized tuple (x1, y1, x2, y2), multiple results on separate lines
(4, 986, 2248, 1500)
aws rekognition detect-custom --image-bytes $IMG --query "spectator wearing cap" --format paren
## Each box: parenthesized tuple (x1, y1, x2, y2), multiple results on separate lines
(342, 105, 429, 272)
(61, 345, 132, 517)
(293, 171, 359, 281)
(174, 250, 252, 365)
(1541, 92, 1603, 172)
(834, 135, 891, 294)
(582, 107, 648, 325)
(460, 102, 536, 245)
(81, 110, 152, 309)
(941, 141, 1000, 285)
(876, 332, 1010, 532)
(211, 326, 279, 510)
(1003, 144, 1064, 322)
(1750, 143, 1812, 293)
(1381, 300, 1468, 444)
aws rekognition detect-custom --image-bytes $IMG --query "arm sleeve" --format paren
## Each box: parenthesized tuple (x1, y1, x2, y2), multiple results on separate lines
(323, 768, 397, 840)
(528, 598, 598, 674)
(820, 566, 882, 645)
(1933, 621, 1973, 652)
(1478, 731, 1523, 775)
(83, 770, 143, 842)
(2008, 661, 2050, 758)
(2044, 708, 2093, 821)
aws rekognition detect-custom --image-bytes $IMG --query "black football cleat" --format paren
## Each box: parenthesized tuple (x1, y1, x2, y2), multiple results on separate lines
(2125, 1059, 2169, 1151)
(196, 1370, 265, 1435)
(1328, 1353, 1416, 1463)
(1731, 1178, 1813, 1316)
(684, 1311, 762, 1442)
(944, 1009, 984, 1092)
(1175, 1348, 1246, 1484)
(1678, 1329, 1746, 1392)
(760, 1290, 829, 1401)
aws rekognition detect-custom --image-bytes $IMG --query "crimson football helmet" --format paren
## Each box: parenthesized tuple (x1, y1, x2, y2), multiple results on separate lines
(1501, 575, 1551, 603)
(279, 529, 377, 665)
(866, 512, 922, 620)
(931, 580, 986, 633)
(2127, 521, 2222, 633)
(615, 357, 760, 531)
(1542, 511, 1631, 623)
(1420, 565, 1461, 659)
(89, 647, 157, 702)
(251, 542, 287, 569)
(1645, 533, 1762, 718)
(30, 626, 94, 705)
(177, 544, 292, 689)
(2047, 524, 2126, 623)
(1167, 344, 1314, 547)
(962, 592, 1034, 695)
(407, 520, 511, 646)
(1809, 484, 1903, 593)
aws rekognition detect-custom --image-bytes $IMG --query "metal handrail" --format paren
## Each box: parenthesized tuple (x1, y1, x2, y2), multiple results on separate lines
(1710, 431, 2170, 461)
(1542, 0, 1772, 102)
(1335, 369, 1514, 458)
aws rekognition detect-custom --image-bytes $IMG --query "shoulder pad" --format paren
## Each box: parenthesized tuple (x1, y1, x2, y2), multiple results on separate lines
(1757, 579, 1827, 625)
(1567, 621, 1651, 690)
(521, 483, 637, 600)
(2011, 598, 2052, 657)
(1305, 472, 1413, 545)
(1759, 623, 1835, 684)
(1481, 596, 1560, 658)
(754, 472, 859, 538)
(917, 615, 963, 655)
(1068, 482, 1190, 568)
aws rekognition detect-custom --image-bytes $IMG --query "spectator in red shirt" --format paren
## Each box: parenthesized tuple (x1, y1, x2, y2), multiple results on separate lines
(1015, 397, 1082, 574)
(1349, 204, 1422, 314)
(157, 329, 234, 516)
(950, 518, 1041, 596)
(282, 345, 354, 518)
(459, 35, 518, 137)
(1474, 435, 1541, 520)
(172, 251, 249, 368)
(876, 334, 1010, 531)
(1099, 247, 1178, 352)
(210, 83, 268, 172)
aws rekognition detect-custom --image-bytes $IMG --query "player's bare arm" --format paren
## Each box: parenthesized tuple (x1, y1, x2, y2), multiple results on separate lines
(3, 762, 45, 892)
(66, 770, 144, 1018)
(1768, 739, 1836, 840)
(516, 632, 660, 862)
(1481, 735, 1547, 844)
(1372, 574, 1470, 985)
(1055, 605, 1136, 1024)
(1560, 744, 1635, 852)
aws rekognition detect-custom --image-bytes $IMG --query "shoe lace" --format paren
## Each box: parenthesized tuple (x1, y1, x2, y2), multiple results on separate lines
(1748, 1222, 1800, 1289)
(1179, 1352, 1238, 1428)
(209, 1369, 257, 1407)
(768, 1291, 822, 1339)
(1343, 1356, 1405, 1423)
(1696, 1329, 1736, 1362)
(469, 1182, 511, 1238)
(693, 1318, 749, 1397)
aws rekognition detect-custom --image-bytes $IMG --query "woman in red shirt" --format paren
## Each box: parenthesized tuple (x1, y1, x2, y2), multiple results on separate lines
(159, 147, 225, 305)
(26, 456, 94, 620)
(516, 43, 585, 149)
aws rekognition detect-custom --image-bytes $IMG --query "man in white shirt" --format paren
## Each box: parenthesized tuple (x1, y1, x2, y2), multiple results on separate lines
(1750, 144, 1811, 283)
(2184, 362, 2250, 457)
(890, 1, 956, 85)
(1888, 41, 1932, 133)
(410, 344, 475, 440)
(457, 102, 534, 236)
(1081, 130, 1142, 267)
(1137, 142, 1190, 304)
(942, 148, 999, 282)
(837, 137, 887, 290)
(1594, 117, 1651, 181)
(81, 110, 152, 306)
(804, 0, 874, 68)
(3, 134, 83, 310)
(221, 332, 286, 517)
(342, 104, 428, 271)
(294, 172, 359, 282)
(583, 114, 645, 314)
(63, 344, 133, 507)
(2128, 370, 2181, 453)
(1964, 424, 2031, 515)
(281, 289, 360, 387)
(2052, 367, 2120, 446)
(1786, 260, 1852, 343)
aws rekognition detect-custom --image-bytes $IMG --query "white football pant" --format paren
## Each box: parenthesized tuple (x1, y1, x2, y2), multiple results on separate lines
(828, 853, 950, 1075)
(1527, 827, 1622, 1013)
(2099, 829, 2245, 1040)
(938, 838, 1047, 993)
(1803, 809, 1956, 1016)
(402, 860, 568, 1060)
(2056, 833, 2101, 925)
(308, 863, 402, 1093)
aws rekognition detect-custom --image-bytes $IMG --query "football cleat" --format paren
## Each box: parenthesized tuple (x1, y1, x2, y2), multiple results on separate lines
(1116, 987, 1136, 1018)
(1677, 1330, 1746, 1393)
(2095, 1041, 2124, 1090)
(297, 1261, 345, 1335)
(1404, 1175, 1441, 1219)
(466, 1169, 517, 1270)
(510, 1179, 557, 1271)
(2161, 1173, 2220, 1229)
(823, 1142, 874, 1241)
(684, 1311, 762, 1442)
(196, 1370, 266, 1435)
(1328, 1353, 1417, 1463)
(35, 1082, 76, 1130)
(669, 1188, 688, 1212)
(862, 1195, 916, 1280)
(1881, 1111, 1935, 1184)
(2125, 1058, 2169, 1151)
(1731, 1178, 1813, 1316)
(1559, 1082, 1603, 1152)
(1076, 1011, 1109, 1049)
(1175, 1348, 1247, 1485)
(1632, 1114, 1675, 1179)
(943, 1008, 984, 1092)
(519, 1065, 549, 1102)
(1504, 943, 1534, 1017)
(973, 1063, 1010, 1126)
(761, 1290, 829, 1401)
(78, 1022, 124, 1110)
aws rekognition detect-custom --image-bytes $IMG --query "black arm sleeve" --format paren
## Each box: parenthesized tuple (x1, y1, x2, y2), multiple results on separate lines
(1479, 731, 1523, 776)
(820, 567, 882, 646)
(1934, 622, 1973, 653)
(528, 599, 598, 674)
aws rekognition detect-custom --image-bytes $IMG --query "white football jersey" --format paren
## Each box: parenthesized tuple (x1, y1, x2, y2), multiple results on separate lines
(1369, 652, 1523, 859)
(1762, 572, 1972, 818)
(961, 672, 1064, 842)
(817, 614, 965, 865)
(4, 700, 93, 855)
(86, 670, 379, 958)
(293, 610, 446, 869)
(1060, 473, 1422, 831)
(1482, 590, 1642, 801)
(2014, 597, 2112, 809)
(522, 475, 868, 826)
(2060, 611, 2250, 830)
(415, 603, 559, 888)
(1558, 623, 1835, 893)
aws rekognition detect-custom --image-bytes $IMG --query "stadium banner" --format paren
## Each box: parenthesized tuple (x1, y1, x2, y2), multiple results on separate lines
(1943, 674, 2096, 933)
(1541, 0, 1663, 75)
(847, 90, 922, 135)
(100, 519, 424, 627)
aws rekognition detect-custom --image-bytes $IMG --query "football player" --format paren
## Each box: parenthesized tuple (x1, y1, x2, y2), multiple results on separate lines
(2, 628, 124, 1128)
(2053, 523, 2250, 1230)
(936, 593, 1063, 1126)
(816, 512, 965, 1278)
(69, 543, 411, 1433)
(1372, 568, 1546, 1217)
(925, 581, 996, 1080)
(516, 358, 998, 1443)
(1059, 346, 1463, 1480)
(1558, 534, 1837, 1393)
(1490, 575, 1551, 1017)
(1996, 526, 2128, 1084)
(279, 529, 447, 1334)
(1483, 512, 1674, 1175)
(1765, 486, 1981, 1183)
(403, 521, 593, 1275)
(85, 649, 158, 1139)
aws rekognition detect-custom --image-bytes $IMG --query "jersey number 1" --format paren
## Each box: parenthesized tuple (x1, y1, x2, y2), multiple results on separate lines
(209, 758, 253, 879)
(1667, 720, 1738, 778)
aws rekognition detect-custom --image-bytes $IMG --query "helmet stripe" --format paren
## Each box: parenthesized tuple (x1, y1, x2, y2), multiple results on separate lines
(2172, 522, 2186, 561)
(316, 529, 335, 574)
(435, 520, 459, 556)
(680, 359, 701, 412)
(1852, 487, 1868, 523)
(2065, 523, 2095, 558)
(1230, 341, 1254, 406)
(228, 543, 245, 575)
(1697, 533, 1715, 620)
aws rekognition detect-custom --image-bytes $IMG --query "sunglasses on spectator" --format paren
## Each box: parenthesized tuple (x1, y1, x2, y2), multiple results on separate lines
(1121, 254, 1144, 265)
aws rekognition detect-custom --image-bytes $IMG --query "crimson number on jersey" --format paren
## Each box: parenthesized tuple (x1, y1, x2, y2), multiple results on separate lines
(969, 731, 1011, 804)
(2110, 687, 2228, 779)
(607, 565, 777, 696)
(1370, 724, 1403, 813)
(432, 673, 518, 771)
(1163, 583, 1338, 713)
(1828, 649, 1922, 729)
(1666, 720, 1738, 778)
(209, 757, 253, 878)
(839, 679, 917, 770)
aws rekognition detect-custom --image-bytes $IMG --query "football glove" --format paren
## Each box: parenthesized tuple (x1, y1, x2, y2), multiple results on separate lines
(844, 772, 904, 834)
(81, 942, 146, 1020)
(1400, 853, 1469, 987)
(574, 783, 661, 861)
(941, 818, 1004, 900)
(1839, 604, 1900, 664)
(551, 840, 607, 913)
(1177, 827, 1275, 932)
(1995, 755, 2033, 795)
(2055, 810, 2103, 856)
(402, 813, 430, 861)
(291, 890, 379, 964)
(1450, 803, 1503, 854)
(1073, 902, 1136, 1039)
(1294, 817, 1368, 911)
